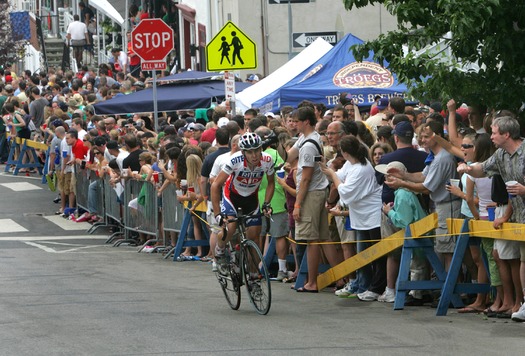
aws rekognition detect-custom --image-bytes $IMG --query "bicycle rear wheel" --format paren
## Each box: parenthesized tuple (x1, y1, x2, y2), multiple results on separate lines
(242, 240, 271, 315)
(216, 264, 241, 310)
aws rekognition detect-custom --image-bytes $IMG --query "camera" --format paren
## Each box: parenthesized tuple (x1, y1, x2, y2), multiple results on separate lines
(261, 131, 279, 150)
(314, 156, 322, 162)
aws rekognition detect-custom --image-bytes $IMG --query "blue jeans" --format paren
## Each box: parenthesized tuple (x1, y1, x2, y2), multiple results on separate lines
(352, 229, 373, 293)
(88, 180, 100, 214)
(352, 227, 386, 294)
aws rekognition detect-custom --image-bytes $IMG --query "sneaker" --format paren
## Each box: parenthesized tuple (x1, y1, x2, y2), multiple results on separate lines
(276, 270, 287, 282)
(142, 246, 154, 253)
(211, 261, 218, 273)
(511, 303, 525, 322)
(335, 282, 352, 297)
(215, 252, 229, 275)
(357, 290, 380, 302)
(377, 289, 396, 303)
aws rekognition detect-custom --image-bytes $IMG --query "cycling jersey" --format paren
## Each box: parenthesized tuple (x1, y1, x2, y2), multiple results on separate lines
(222, 151, 275, 198)
(220, 151, 274, 226)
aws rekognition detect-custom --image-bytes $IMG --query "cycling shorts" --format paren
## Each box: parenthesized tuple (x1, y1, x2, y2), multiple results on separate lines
(220, 191, 261, 227)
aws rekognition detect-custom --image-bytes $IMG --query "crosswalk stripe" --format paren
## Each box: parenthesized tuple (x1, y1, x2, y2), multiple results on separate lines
(0, 219, 28, 233)
(0, 182, 42, 191)
(43, 215, 93, 230)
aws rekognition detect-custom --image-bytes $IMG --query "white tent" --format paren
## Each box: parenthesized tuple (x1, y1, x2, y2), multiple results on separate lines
(89, 0, 124, 25)
(235, 38, 333, 113)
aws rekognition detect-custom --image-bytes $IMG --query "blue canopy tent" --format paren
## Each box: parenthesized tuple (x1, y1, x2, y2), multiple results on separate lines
(252, 34, 410, 112)
(93, 80, 251, 115)
(157, 70, 221, 84)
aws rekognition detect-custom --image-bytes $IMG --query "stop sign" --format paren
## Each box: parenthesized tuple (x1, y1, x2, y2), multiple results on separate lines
(131, 19, 174, 61)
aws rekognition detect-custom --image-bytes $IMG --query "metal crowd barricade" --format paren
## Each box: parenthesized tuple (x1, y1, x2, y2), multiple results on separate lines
(103, 175, 125, 243)
(87, 172, 113, 235)
(115, 178, 158, 247)
(162, 184, 185, 232)
(161, 184, 185, 258)
(74, 164, 90, 213)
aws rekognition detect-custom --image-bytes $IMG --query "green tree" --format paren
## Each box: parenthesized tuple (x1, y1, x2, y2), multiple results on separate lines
(343, 0, 525, 111)
(0, 0, 27, 66)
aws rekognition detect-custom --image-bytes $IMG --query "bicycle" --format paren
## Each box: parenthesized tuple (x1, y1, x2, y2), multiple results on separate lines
(215, 209, 272, 315)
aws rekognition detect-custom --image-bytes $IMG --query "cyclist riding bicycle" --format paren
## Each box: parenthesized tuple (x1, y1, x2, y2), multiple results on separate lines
(211, 132, 275, 269)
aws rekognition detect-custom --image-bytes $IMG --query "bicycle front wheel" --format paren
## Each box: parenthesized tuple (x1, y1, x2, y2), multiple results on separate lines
(242, 240, 271, 315)
(216, 265, 241, 310)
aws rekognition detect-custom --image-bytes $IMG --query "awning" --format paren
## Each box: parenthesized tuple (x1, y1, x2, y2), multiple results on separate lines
(89, 0, 124, 25)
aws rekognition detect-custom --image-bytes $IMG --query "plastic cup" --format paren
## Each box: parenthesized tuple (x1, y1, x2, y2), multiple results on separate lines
(449, 179, 460, 187)
(487, 207, 496, 222)
(276, 170, 285, 179)
(180, 179, 188, 192)
(506, 180, 518, 198)
(62, 150, 68, 158)
(152, 172, 159, 183)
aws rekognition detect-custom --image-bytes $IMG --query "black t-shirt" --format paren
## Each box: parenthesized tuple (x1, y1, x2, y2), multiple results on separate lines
(376, 147, 429, 203)
(201, 146, 230, 196)
(122, 149, 144, 172)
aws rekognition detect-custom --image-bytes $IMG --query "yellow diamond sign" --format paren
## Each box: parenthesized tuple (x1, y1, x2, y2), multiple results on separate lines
(206, 21, 257, 71)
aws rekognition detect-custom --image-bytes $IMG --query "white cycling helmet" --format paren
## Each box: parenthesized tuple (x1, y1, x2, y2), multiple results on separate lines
(239, 132, 263, 150)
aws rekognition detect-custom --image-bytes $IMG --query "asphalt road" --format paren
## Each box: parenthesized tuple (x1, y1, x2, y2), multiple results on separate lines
(0, 171, 523, 355)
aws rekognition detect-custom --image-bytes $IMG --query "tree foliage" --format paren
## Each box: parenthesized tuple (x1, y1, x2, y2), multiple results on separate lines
(343, 0, 525, 111)
(0, 0, 27, 66)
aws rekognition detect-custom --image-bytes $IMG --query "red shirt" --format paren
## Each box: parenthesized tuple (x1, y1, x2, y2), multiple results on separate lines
(72, 138, 89, 160)
(200, 127, 217, 143)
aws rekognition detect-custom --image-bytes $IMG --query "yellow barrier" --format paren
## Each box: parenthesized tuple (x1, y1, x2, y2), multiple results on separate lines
(317, 213, 438, 290)
(13, 137, 48, 151)
(447, 218, 525, 242)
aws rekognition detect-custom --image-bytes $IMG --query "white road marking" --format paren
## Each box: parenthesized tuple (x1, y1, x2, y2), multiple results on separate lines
(23, 241, 133, 254)
(24, 241, 56, 253)
(24, 242, 103, 253)
(43, 215, 92, 230)
(0, 172, 43, 181)
(0, 219, 28, 233)
(0, 182, 42, 191)
(0, 235, 106, 241)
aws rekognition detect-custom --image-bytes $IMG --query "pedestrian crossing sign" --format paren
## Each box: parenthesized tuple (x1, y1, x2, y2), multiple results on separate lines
(206, 21, 257, 71)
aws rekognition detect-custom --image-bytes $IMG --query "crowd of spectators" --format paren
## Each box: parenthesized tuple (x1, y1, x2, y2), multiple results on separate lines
(2, 57, 525, 322)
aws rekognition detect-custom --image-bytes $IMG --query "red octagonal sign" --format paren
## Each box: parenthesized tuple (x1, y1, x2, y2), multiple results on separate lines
(131, 19, 174, 62)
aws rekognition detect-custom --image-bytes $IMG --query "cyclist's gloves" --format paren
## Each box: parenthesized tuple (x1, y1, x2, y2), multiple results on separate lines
(262, 202, 272, 215)
(215, 214, 226, 226)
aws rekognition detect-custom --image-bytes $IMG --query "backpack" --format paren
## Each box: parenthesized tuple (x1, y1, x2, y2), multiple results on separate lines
(300, 138, 323, 156)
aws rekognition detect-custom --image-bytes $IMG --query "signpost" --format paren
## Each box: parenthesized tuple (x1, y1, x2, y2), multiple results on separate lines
(292, 31, 338, 48)
(132, 19, 174, 131)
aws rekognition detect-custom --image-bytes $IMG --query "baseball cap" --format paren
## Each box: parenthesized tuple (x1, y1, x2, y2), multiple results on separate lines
(375, 161, 407, 175)
(247, 74, 259, 82)
(264, 112, 275, 118)
(192, 123, 205, 131)
(377, 98, 389, 110)
(217, 117, 229, 128)
(392, 121, 414, 138)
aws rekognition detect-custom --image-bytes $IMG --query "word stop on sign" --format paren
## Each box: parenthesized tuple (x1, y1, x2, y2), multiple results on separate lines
(134, 32, 171, 49)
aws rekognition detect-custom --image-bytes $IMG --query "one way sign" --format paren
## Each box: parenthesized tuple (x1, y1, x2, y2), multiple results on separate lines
(292, 31, 338, 48)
